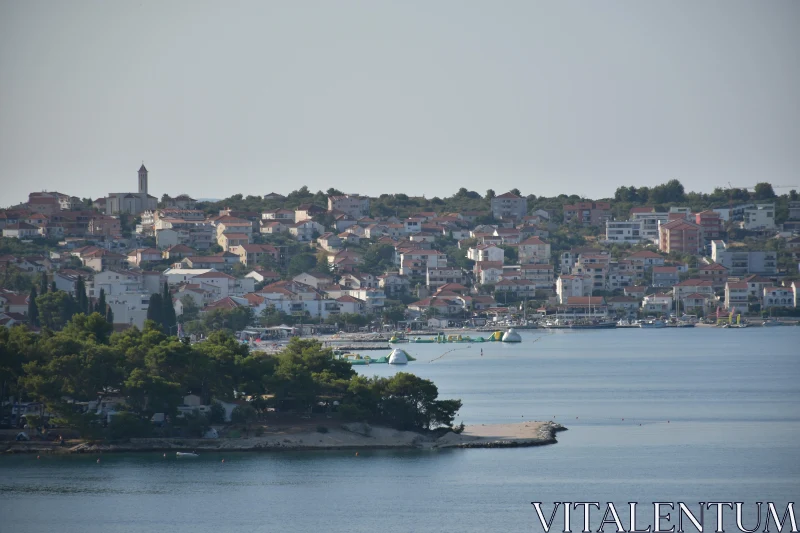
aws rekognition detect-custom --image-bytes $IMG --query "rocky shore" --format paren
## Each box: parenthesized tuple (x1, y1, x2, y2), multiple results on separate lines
(3, 421, 566, 455)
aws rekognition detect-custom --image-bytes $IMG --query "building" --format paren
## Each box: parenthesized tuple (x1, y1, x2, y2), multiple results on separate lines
(652, 266, 679, 287)
(642, 293, 672, 314)
(658, 219, 703, 254)
(556, 274, 591, 304)
(711, 241, 777, 276)
(762, 287, 794, 310)
(631, 211, 669, 243)
(2, 222, 41, 239)
(517, 236, 551, 264)
(696, 262, 728, 288)
(724, 281, 749, 311)
(104, 165, 158, 215)
(605, 220, 644, 244)
(563, 202, 612, 226)
(426, 267, 466, 291)
(695, 211, 723, 242)
(673, 279, 715, 301)
(490, 192, 527, 220)
(327, 195, 370, 217)
(467, 244, 504, 264)
(742, 204, 775, 230)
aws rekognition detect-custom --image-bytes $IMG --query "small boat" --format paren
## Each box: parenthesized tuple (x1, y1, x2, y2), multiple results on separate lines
(176, 452, 199, 458)
(639, 319, 665, 328)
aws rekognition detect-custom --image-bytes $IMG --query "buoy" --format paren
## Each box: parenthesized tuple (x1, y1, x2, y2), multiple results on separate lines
(622, 418, 624, 421)
(667, 420, 670, 423)
(355, 452, 359, 457)
(163, 453, 166, 458)
(96, 459, 100, 464)
(221, 459, 225, 463)
(37, 455, 40, 459)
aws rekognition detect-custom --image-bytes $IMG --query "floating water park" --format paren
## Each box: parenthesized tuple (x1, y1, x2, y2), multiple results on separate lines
(333, 348, 416, 365)
(389, 328, 522, 344)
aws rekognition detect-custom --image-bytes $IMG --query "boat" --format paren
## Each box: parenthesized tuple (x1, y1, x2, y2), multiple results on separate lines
(762, 319, 781, 327)
(676, 321, 695, 328)
(639, 319, 665, 328)
(176, 452, 199, 458)
(570, 320, 617, 330)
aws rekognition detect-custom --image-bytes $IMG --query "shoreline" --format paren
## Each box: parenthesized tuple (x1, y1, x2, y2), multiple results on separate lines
(2, 421, 566, 455)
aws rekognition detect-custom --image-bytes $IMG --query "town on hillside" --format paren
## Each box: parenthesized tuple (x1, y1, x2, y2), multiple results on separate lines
(1, 166, 799, 335)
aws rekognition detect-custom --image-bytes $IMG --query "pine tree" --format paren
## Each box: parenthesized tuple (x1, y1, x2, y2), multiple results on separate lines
(28, 286, 39, 327)
(162, 281, 177, 334)
(97, 288, 107, 318)
(75, 276, 89, 314)
(105, 305, 114, 325)
(39, 273, 48, 295)
(50, 281, 56, 293)
(147, 293, 164, 330)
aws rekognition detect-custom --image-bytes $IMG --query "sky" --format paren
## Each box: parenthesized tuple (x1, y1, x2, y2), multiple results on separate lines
(1, 1, 799, 207)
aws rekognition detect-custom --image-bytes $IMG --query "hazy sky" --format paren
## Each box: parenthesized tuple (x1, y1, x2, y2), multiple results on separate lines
(1, 1, 798, 207)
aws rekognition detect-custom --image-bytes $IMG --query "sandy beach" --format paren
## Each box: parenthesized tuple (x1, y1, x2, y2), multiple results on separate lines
(3, 421, 566, 454)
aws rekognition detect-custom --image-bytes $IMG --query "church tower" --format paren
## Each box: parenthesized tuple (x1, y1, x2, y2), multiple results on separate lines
(138, 164, 148, 195)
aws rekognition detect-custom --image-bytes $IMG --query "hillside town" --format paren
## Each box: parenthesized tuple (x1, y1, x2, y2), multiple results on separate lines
(1, 165, 799, 335)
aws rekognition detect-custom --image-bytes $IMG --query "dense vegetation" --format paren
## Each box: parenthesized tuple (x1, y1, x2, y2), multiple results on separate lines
(0, 316, 462, 439)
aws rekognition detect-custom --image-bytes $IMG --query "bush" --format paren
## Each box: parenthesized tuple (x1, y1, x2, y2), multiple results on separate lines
(452, 422, 465, 434)
(107, 412, 152, 440)
(209, 402, 226, 424)
(316, 425, 329, 433)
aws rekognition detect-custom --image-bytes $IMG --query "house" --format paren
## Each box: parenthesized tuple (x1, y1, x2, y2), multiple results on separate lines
(642, 293, 672, 314)
(762, 287, 794, 310)
(606, 296, 639, 317)
(724, 281, 749, 311)
(263, 192, 286, 201)
(495, 278, 536, 298)
(467, 244, 504, 264)
(696, 262, 728, 288)
(681, 293, 713, 314)
(426, 267, 465, 291)
(215, 232, 248, 251)
(377, 273, 410, 297)
(294, 203, 325, 222)
(478, 264, 504, 285)
(317, 233, 343, 252)
(2, 222, 41, 239)
(292, 272, 334, 290)
(162, 244, 195, 260)
(741, 275, 774, 298)
(161, 194, 197, 209)
(623, 286, 647, 298)
(556, 275, 591, 304)
(259, 220, 288, 234)
(491, 192, 527, 220)
(245, 269, 281, 285)
(82, 250, 126, 272)
(559, 296, 608, 318)
(517, 236, 551, 264)
(652, 266, 679, 287)
(261, 209, 295, 223)
(658, 219, 703, 254)
(328, 195, 370, 217)
(289, 220, 324, 242)
(335, 295, 366, 315)
(0, 290, 29, 315)
(231, 244, 279, 267)
(673, 279, 715, 301)
(517, 264, 554, 288)
(563, 202, 612, 226)
(126, 248, 163, 267)
(626, 250, 666, 268)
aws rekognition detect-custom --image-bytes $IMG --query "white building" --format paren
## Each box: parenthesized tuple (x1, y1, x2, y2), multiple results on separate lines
(491, 192, 527, 219)
(605, 220, 644, 244)
(742, 204, 776, 230)
(328, 195, 370, 217)
(556, 274, 591, 304)
(104, 165, 158, 215)
(467, 245, 504, 264)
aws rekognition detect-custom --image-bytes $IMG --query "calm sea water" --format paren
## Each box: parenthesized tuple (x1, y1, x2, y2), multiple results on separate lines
(1, 328, 798, 533)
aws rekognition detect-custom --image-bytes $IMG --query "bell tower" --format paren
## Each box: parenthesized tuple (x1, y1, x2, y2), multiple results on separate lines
(138, 163, 148, 195)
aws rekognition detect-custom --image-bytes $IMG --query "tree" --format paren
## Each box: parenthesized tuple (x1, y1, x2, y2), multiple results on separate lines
(178, 295, 200, 323)
(485, 189, 496, 201)
(75, 276, 89, 315)
(147, 293, 164, 331)
(105, 305, 114, 326)
(96, 288, 107, 317)
(36, 291, 78, 330)
(510, 188, 521, 197)
(39, 273, 49, 295)
(753, 182, 776, 200)
(28, 286, 39, 327)
(287, 253, 318, 277)
(162, 282, 177, 334)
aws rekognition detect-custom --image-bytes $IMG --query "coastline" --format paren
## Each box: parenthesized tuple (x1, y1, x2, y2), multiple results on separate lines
(2, 421, 566, 455)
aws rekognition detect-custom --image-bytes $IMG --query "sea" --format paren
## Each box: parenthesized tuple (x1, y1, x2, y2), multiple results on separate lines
(1, 328, 798, 533)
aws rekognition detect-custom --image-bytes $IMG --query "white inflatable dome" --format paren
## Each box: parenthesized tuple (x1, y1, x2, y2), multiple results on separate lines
(502, 328, 522, 343)
(388, 348, 409, 364)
